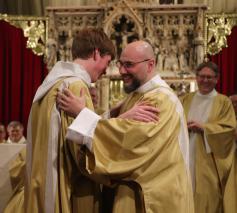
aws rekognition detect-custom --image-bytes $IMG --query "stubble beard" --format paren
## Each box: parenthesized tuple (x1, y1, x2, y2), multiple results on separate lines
(123, 74, 141, 94)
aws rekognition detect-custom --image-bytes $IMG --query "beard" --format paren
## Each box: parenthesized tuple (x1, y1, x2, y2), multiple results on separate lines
(122, 74, 141, 94)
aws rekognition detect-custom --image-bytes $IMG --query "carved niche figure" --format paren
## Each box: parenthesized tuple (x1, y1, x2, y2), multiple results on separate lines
(46, 29, 58, 69)
(47, 39, 57, 69)
(194, 26, 204, 65)
(65, 31, 73, 61)
(164, 46, 179, 72)
(178, 47, 188, 71)
(111, 16, 138, 56)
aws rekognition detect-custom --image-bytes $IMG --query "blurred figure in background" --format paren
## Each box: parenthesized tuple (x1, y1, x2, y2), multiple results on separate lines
(89, 87, 99, 108)
(0, 123, 6, 143)
(6, 121, 26, 144)
(89, 86, 106, 114)
(181, 61, 236, 213)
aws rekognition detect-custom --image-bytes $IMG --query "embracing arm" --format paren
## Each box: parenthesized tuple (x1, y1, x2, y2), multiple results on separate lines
(57, 88, 160, 150)
(57, 88, 159, 122)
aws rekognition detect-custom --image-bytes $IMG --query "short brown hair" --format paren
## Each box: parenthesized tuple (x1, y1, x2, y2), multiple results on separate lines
(72, 28, 115, 60)
(196, 61, 219, 76)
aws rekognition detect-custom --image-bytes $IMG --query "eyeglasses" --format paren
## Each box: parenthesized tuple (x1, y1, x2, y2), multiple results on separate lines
(197, 74, 217, 80)
(116, 59, 151, 69)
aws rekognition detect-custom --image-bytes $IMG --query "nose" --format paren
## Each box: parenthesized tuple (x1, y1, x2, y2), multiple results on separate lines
(202, 77, 209, 82)
(119, 66, 127, 75)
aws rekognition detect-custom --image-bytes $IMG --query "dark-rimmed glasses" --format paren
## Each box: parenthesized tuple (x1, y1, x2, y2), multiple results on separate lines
(196, 74, 217, 81)
(116, 59, 151, 69)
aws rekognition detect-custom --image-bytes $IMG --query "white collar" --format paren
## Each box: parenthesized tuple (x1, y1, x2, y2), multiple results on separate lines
(33, 61, 91, 102)
(136, 74, 169, 93)
(7, 136, 26, 144)
(197, 89, 217, 98)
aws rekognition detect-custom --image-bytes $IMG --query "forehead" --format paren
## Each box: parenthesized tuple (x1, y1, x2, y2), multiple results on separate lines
(120, 44, 142, 61)
(8, 126, 22, 131)
(120, 49, 134, 61)
(198, 67, 216, 75)
(0, 126, 5, 132)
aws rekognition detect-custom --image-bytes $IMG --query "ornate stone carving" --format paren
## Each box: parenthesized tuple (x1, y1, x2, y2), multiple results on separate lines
(205, 14, 237, 55)
(46, 3, 206, 75)
(46, 7, 103, 64)
(0, 14, 48, 56)
(46, 2, 206, 109)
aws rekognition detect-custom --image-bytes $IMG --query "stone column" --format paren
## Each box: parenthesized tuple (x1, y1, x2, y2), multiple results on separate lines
(99, 77, 110, 112)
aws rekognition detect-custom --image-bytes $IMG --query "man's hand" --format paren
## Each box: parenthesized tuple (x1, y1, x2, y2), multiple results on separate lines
(57, 88, 86, 118)
(187, 120, 204, 133)
(118, 102, 160, 122)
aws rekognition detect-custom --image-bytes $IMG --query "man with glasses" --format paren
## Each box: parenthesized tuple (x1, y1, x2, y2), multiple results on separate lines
(180, 61, 236, 213)
(57, 40, 194, 213)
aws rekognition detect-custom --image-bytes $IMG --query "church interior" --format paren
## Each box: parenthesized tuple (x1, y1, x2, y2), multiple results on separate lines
(0, 0, 237, 211)
(0, 0, 237, 125)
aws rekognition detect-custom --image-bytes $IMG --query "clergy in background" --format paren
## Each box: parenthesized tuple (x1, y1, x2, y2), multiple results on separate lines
(57, 40, 194, 213)
(6, 121, 26, 144)
(180, 61, 236, 213)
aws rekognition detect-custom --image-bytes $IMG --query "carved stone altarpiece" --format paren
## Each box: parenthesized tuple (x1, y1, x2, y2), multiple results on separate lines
(46, 1, 207, 110)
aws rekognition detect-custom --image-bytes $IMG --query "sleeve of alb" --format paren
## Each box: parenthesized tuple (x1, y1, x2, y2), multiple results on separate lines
(66, 108, 101, 151)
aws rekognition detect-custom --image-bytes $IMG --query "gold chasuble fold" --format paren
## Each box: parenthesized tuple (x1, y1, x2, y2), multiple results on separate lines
(3, 149, 26, 213)
(223, 149, 237, 213)
(26, 79, 100, 213)
(80, 76, 194, 213)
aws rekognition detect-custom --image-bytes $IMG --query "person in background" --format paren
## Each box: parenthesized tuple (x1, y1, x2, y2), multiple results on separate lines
(180, 61, 236, 213)
(0, 123, 6, 143)
(57, 40, 194, 213)
(89, 87, 99, 110)
(6, 121, 26, 144)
